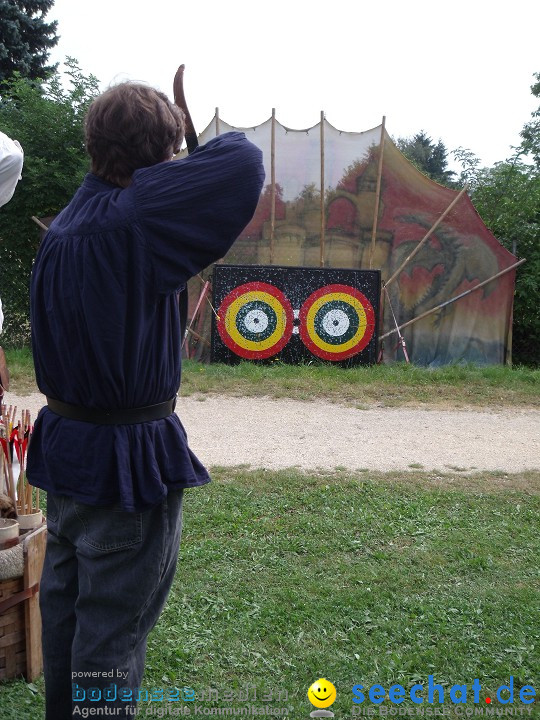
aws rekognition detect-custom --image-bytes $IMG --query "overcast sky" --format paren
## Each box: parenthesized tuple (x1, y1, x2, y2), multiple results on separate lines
(48, 0, 539, 171)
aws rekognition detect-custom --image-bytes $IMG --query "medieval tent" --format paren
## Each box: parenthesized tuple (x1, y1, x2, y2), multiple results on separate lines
(180, 114, 519, 367)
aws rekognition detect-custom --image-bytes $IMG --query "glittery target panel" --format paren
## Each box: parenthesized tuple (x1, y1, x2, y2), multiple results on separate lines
(211, 265, 381, 366)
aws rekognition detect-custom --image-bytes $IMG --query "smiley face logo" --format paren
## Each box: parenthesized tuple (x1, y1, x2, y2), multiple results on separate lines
(307, 678, 337, 708)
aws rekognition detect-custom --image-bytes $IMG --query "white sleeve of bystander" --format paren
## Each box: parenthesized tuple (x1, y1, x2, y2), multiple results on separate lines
(0, 131, 24, 335)
(0, 131, 24, 209)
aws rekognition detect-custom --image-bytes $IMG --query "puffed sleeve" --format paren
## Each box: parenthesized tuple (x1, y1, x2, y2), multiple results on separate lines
(133, 131, 264, 294)
(0, 132, 24, 208)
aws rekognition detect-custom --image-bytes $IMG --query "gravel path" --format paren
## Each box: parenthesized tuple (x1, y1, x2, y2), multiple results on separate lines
(3, 391, 539, 474)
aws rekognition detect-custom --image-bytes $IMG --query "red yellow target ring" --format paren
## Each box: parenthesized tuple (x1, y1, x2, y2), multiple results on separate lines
(217, 282, 294, 360)
(299, 284, 375, 361)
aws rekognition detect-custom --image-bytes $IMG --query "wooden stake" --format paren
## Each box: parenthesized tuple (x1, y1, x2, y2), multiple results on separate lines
(369, 116, 386, 269)
(384, 185, 469, 288)
(320, 111, 325, 268)
(379, 258, 526, 340)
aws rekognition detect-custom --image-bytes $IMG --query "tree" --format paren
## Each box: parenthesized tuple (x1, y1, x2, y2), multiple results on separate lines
(520, 71, 540, 167)
(395, 130, 456, 186)
(452, 71, 540, 366)
(472, 162, 540, 366)
(0, 0, 59, 84)
(0, 58, 99, 345)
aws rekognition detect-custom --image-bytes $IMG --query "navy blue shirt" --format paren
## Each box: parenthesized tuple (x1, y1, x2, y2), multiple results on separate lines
(27, 132, 264, 511)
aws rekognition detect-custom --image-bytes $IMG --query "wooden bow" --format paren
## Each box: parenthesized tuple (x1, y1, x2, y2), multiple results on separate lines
(174, 64, 220, 353)
(173, 64, 198, 154)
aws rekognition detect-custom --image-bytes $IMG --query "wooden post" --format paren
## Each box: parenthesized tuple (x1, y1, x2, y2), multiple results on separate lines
(379, 258, 526, 340)
(384, 185, 469, 288)
(369, 116, 386, 269)
(215, 107, 220, 136)
(23, 524, 46, 681)
(320, 111, 325, 267)
(269, 108, 276, 265)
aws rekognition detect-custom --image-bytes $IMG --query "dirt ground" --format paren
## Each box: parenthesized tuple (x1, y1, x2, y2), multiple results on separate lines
(3, 391, 539, 475)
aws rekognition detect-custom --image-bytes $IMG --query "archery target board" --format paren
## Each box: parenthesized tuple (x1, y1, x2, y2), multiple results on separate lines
(211, 265, 380, 366)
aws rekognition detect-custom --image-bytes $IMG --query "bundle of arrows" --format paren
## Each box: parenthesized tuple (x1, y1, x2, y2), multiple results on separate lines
(0, 403, 37, 517)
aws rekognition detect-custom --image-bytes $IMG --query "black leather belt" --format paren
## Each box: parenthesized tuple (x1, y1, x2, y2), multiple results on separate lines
(46, 396, 177, 425)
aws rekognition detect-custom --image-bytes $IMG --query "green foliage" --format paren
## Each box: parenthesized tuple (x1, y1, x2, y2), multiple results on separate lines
(0, 0, 59, 84)
(452, 71, 540, 367)
(0, 58, 100, 346)
(451, 146, 483, 190)
(3, 345, 35, 391)
(395, 130, 456, 187)
(520, 71, 540, 167)
(472, 161, 540, 366)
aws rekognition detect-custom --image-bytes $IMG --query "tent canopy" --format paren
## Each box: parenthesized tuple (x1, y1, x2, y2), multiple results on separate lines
(181, 114, 517, 366)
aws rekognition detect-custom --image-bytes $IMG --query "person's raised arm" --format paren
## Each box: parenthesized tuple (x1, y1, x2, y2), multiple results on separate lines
(136, 131, 265, 294)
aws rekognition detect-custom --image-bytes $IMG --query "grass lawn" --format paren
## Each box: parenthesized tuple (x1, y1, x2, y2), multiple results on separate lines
(1, 467, 539, 718)
(179, 358, 540, 408)
(4, 348, 540, 408)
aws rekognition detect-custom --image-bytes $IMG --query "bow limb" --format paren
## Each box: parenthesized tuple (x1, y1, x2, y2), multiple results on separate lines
(173, 64, 199, 154)
(173, 64, 220, 359)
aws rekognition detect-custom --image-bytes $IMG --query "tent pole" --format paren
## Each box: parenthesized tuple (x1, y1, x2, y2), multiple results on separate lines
(384, 185, 469, 288)
(379, 258, 526, 340)
(369, 116, 386, 269)
(505, 301, 514, 366)
(320, 111, 325, 267)
(186, 327, 211, 349)
(384, 286, 410, 362)
(181, 280, 210, 354)
(270, 108, 276, 265)
(215, 107, 220, 136)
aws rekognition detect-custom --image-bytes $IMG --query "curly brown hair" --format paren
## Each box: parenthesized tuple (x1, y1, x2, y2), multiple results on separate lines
(84, 82, 185, 187)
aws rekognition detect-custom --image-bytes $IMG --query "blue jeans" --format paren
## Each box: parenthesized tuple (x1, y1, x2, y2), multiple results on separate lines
(40, 489, 184, 719)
